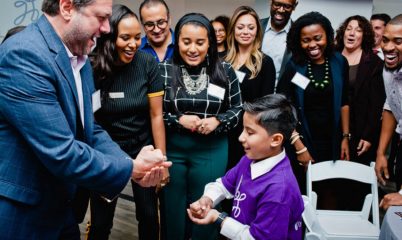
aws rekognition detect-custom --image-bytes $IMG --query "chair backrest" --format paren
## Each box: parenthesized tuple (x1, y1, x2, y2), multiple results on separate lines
(306, 161, 380, 228)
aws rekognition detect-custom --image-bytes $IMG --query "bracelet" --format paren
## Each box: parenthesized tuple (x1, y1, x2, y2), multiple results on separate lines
(291, 132, 299, 138)
(296, 147, 307, 155)
(290, 135, 300, 145)
(342, 133, 351, 140)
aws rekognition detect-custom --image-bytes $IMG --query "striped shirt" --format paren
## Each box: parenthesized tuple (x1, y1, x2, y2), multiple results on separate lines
(95, 51, 164, 156)
(161, 61, 243, 134)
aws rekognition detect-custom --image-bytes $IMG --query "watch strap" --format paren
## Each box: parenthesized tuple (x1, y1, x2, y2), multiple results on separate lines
(214, 211, 228, 228)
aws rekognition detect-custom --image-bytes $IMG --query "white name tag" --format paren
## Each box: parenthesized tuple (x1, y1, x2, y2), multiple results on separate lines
(235, 70, 246, 83)
(291, 72, 310, 90)
(92, 90, 101, 113)
(207, 83, 225, 100)
(109, 92, 125, 98)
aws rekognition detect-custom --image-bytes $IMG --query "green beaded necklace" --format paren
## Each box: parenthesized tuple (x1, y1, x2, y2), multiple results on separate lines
(307, 58, 330, 89)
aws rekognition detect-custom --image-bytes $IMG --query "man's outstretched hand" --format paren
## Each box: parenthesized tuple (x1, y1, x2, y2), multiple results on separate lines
(131, 145, 172, 187)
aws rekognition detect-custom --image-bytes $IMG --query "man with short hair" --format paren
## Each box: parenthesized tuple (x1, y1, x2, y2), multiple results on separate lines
(375, 14, 402, 210)
(371, 13, 391, 60)
(260, 0, 298, 90)
(139, 0, 174, 62)
(0, 0, 170, 238)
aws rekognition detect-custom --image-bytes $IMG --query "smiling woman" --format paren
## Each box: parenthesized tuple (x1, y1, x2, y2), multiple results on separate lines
(277, 11, 350, 210)
(335, 15, 385, 210)
(160, 12, 242, 240)
(89, 4, 166, 240)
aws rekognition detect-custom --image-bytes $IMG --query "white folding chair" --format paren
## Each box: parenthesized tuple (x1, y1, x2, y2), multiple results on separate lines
(302, 161, 380, 240)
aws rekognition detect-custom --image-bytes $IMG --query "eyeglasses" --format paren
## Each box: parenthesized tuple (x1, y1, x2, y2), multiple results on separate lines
(272, 1, 294, 11)
(143, 19, 168, 31)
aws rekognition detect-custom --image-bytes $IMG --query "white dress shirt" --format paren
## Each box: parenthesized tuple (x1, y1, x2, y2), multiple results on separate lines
(64, 45, 87, 128)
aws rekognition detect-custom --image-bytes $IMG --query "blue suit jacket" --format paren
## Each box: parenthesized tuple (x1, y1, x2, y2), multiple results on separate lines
(0, 16, 132, 238)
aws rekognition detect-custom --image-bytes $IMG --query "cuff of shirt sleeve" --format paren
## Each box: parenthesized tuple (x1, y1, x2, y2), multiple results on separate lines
(220, 217, 253, 239)
(204, 179, 232, 207)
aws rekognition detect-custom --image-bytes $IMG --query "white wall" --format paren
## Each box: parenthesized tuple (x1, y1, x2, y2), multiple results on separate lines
(373, 0, 402, 18)
(256, 0, 373, 31)
(0, 0, 43, 41)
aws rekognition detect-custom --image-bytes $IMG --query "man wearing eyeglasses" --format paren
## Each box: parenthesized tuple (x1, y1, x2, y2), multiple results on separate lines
(261, 0, 298, 91)
(139, 0, 174, 63)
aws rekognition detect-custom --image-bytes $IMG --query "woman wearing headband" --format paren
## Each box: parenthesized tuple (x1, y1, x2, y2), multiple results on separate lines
(160, 13, 242, 240)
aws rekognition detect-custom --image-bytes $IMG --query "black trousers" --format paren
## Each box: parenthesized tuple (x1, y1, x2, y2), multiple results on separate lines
(389, 133, 402, 189)
(87, 182, 159, 240)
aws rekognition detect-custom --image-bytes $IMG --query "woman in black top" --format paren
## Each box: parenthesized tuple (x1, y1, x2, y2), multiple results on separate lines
(225, 6, 276, 169)
(335, 15, 385, 164)
(277, 12, 350, 209)
(89, 5, 165, 240)
(211, 15, 230, 59)
(160, 13, 242, 240)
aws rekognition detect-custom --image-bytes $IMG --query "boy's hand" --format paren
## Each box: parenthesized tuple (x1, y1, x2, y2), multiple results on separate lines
(187, 208, 220, 225)
(189, 196, 213, 218)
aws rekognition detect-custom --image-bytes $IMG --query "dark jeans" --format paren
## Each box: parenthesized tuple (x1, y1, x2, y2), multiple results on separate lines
(87, 183, 159, 240)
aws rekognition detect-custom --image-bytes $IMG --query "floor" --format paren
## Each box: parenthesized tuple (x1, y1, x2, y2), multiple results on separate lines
(79, 182, 139, 240)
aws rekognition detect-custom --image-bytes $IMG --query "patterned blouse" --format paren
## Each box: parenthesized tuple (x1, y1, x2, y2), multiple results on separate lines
(160, 61, 243, 134)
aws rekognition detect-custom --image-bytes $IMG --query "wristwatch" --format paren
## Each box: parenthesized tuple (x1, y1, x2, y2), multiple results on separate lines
(214, 211, 228, 228)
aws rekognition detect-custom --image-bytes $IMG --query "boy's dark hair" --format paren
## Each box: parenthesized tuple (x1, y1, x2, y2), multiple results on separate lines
(243, 94, 297, 141)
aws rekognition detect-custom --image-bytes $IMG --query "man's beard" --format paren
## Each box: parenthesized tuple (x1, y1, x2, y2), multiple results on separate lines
(385, 64, 402, 72)
(63, 22, 93, 56)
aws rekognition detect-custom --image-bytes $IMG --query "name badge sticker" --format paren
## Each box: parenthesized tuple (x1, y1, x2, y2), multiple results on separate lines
(208, 84, 225, 100)
(291, 72, 310, 90)
(109, 92, 125, 98)
(92, 90, 101, 113)
(235, 70, 246, 83)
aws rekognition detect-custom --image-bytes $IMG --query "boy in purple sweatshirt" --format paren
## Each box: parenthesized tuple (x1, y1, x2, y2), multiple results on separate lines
(188, 94, 304, 240)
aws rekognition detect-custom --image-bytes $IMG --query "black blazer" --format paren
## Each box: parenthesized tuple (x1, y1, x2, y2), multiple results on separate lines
(349, 51, 385, 163)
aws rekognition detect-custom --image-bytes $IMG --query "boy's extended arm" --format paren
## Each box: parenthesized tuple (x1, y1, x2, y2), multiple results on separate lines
(204, 178, 234, 207)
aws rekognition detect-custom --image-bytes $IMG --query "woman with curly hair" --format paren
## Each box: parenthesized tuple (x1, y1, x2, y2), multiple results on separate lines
(277, 12, 350, 209)
(225, 5, 276, 169)
(335, 15, 385, 164)
(335, 15, 385, 210)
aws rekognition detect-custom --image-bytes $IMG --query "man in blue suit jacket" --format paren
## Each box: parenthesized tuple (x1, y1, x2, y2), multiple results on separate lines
(0, 0, 171, 239)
